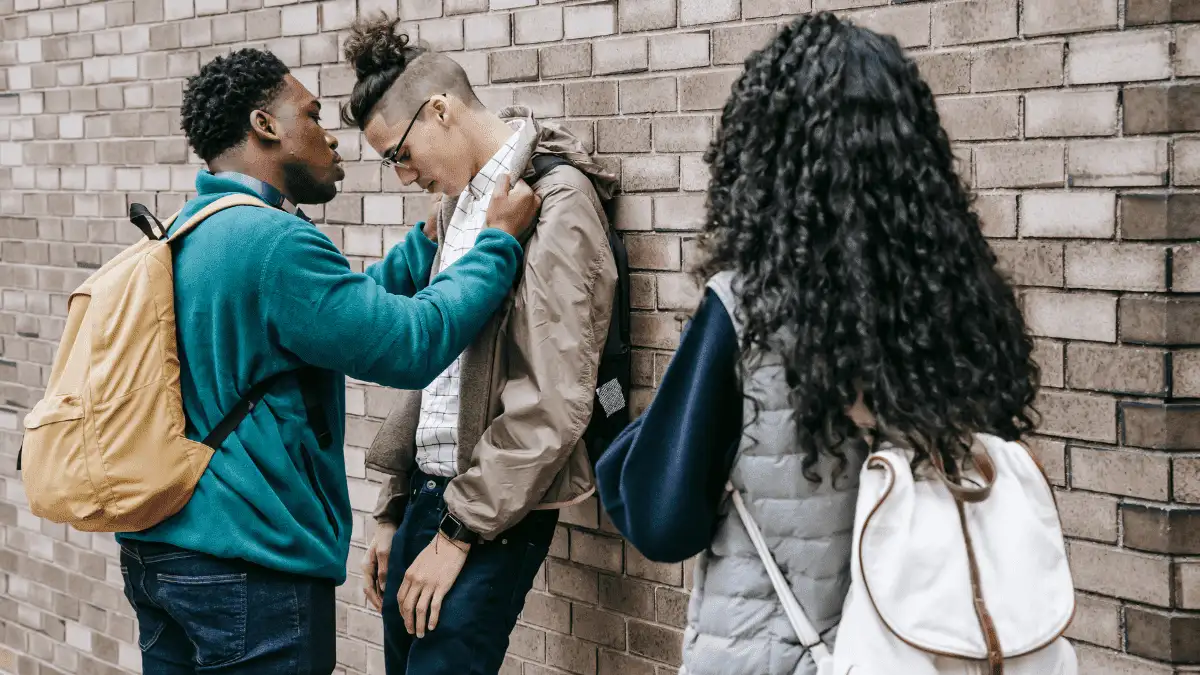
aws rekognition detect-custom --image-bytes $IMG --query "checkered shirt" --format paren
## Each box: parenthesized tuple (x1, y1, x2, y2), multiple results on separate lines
(414, 123, 524, 478)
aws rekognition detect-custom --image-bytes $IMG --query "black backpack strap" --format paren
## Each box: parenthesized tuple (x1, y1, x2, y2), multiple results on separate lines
(203, 368, 332, 450)
(527, 154, 572, 185)
(298, 368, 333, 449)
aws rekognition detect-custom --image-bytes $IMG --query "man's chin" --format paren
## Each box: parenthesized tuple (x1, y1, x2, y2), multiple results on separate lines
(290, 179, 339, 205)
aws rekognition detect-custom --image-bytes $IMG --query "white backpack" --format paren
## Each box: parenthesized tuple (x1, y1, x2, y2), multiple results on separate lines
(729, 433, 1078, 675)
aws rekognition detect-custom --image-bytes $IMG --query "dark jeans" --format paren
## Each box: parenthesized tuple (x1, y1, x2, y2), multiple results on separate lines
(119, 540, 336, 675)
(382, 470, 558, 675)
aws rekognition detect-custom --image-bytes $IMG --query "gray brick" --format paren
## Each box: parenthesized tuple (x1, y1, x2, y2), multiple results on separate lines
(680, 0, 737, 26)
(650, 32, 709, 71)
(514, 83, 563, 118)
(539, 43, 590, 80)
(489, 49, 537, 83)
(566, 81, 617, 116)
(623, 155, 679, 192)
(445, 0, 485, 14)
(620, 77, 676, 114)
(598, 118, 651, 153)
(933, 0, 1016, 46)
(743, 0, 808, 18)
(618, 0, 675, 32)
(514, 6, 560, 44)
(713, 23, 778, 66)
(652, 116, 711, 152)
(679, 70, 739, 111)
(400, 0, 441, 20)
(420, 18, 464, 51)
(595, 37, 648, 75)
(463, 13, 508, 49)
(564, 3, 615, 39)
(972, 41, 1064, 93)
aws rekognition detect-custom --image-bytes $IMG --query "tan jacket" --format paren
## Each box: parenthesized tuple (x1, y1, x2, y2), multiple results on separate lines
(366, 106, 619, 540)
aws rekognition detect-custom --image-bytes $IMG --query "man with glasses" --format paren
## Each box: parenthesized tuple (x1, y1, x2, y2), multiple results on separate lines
(341, 17, 621, 675)
(113, 48, 542, 675)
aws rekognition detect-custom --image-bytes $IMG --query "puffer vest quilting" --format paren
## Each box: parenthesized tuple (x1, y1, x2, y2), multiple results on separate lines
(680, 272, 867, 675)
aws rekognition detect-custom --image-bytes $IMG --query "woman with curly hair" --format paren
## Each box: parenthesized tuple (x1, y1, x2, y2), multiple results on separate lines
(596, 12, 1040, 675)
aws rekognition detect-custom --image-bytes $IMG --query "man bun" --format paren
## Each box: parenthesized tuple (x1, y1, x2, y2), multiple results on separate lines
(343, 14, 418, 79)
(340, 13, 426, 128)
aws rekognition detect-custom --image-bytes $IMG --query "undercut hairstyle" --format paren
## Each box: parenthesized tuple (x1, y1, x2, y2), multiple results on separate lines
(695, 12, 1039, 479)
(341, 14, 483, 130)
(180, 48, 291, 162)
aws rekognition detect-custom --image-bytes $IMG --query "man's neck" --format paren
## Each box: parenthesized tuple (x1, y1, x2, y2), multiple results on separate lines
(207, 157, 292, 203)
(465, 110, 516, 178)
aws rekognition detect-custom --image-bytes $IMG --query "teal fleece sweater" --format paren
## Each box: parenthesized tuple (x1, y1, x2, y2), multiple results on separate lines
(116, 171, 522, 583)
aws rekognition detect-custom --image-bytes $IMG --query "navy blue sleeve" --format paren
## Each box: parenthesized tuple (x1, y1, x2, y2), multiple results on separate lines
(595, 288, 742, 563)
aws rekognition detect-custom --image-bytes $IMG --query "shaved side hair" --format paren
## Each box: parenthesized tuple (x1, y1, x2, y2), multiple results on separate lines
(340, 14, 482, 129)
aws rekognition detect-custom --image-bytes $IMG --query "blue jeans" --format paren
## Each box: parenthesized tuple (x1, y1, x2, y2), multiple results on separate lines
(382, 471, 557, 675)
(119, 540, 336, 675)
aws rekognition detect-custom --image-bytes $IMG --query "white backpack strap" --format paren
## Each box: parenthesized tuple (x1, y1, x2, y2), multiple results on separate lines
(166, 193, 270, 243)
(726, 482, 833, 662)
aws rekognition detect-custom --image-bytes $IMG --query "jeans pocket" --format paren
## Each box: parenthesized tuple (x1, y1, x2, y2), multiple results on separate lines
(154, 572, 249, 667)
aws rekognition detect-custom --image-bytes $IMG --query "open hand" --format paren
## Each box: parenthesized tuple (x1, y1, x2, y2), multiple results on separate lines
(397, 533, 469, 638)
(485, 174, 540, 240)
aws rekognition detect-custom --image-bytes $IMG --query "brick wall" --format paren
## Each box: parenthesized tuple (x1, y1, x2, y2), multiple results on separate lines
(1, 0, 1199, 673)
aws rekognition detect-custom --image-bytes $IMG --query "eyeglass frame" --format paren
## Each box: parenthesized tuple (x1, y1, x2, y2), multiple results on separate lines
(380, 97, 434, 170)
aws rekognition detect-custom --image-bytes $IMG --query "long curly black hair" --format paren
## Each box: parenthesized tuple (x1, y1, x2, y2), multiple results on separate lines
(180, 48, 290, 162)
(695, 13, 1039, 479)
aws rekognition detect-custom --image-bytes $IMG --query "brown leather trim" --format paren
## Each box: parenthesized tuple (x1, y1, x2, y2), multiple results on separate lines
(929, 442, 996, 504)
(956, 498, 1005, 674)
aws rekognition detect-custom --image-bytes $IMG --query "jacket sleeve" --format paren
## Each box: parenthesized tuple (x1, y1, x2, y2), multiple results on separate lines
(363, 223, 436, 297)
(262, 223, 521, 391)
(595, 289, 743, 562)
(443, 182, 616, 540)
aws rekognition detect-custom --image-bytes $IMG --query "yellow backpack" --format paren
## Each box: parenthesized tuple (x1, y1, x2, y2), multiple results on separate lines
(17, 193, 326, 533)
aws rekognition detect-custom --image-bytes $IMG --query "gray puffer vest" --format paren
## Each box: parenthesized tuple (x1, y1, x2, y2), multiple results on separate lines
(680, 272, 867, 675)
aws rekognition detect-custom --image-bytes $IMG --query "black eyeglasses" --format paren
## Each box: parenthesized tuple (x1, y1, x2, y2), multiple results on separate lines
(380, 97, 432, 170)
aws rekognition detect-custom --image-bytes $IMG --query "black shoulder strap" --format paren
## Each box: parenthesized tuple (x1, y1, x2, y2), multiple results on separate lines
(203, 368, 331, 450)
(527, 154, 573, 185)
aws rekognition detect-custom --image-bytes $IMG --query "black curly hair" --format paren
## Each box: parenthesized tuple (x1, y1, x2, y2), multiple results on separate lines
(695, 12, 1039, 479)
(180, 48, 290, 162)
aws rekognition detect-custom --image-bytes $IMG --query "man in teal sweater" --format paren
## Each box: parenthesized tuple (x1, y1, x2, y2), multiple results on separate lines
(114, 48, 539, 675)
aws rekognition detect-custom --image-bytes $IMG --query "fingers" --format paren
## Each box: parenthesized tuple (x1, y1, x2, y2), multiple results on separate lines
(362, 548, 381, 611)
(398, 574, 414, 634)
(376, 547, 390, 598)
(495, 173, 511, 197)
(364, 581, 382, 612)
(414, 585, 433, 638)
(429, 586, 445, 632)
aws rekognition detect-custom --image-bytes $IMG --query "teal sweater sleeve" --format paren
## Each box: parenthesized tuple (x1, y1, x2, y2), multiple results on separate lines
(262, 224, 520, 390)
(364, 224, 437, 296)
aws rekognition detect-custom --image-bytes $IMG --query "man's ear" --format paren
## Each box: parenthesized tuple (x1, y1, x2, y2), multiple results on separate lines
(249, 109, 281, 142)
(429, 94, 452, 128)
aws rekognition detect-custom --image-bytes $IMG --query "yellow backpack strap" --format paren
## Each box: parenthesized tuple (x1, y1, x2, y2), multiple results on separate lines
(166, 194, 270, 244)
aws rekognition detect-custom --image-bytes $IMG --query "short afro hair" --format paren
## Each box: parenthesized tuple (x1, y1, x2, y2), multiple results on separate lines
(181, 48, 291, 162)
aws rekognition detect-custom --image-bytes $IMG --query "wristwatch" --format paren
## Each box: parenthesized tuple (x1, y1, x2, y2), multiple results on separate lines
(438, 512, 480, 546)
